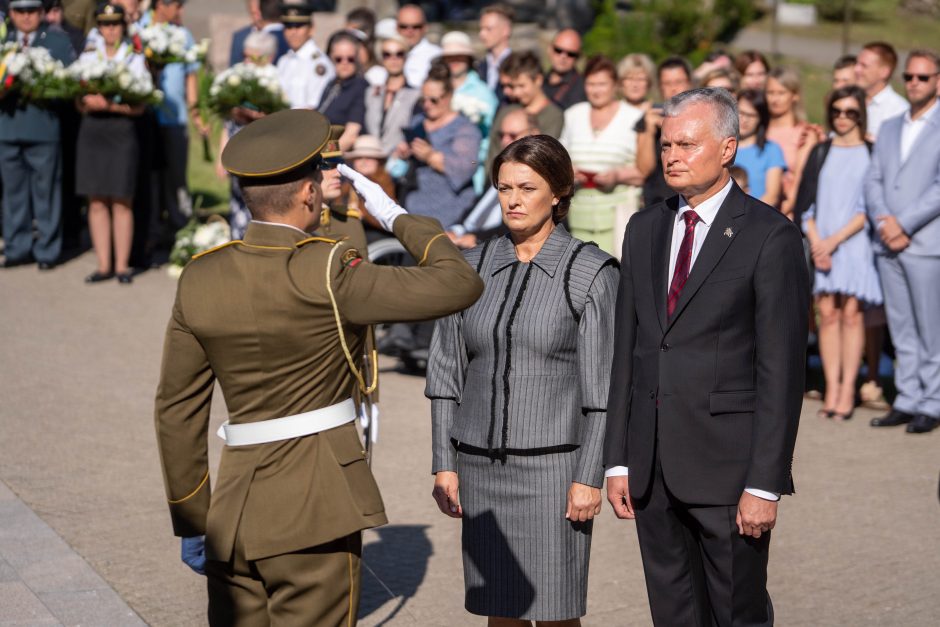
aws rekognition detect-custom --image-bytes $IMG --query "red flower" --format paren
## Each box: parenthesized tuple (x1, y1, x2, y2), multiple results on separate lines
(132, 34, 143, 54)
(4, 75, 14, 89)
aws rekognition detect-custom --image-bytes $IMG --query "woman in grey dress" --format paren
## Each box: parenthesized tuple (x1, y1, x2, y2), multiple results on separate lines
(426, 135, 619, 625)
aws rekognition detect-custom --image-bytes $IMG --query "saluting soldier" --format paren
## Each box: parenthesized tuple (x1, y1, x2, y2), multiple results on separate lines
(275, 1, 335, 109)
(154, 109, 483, 625)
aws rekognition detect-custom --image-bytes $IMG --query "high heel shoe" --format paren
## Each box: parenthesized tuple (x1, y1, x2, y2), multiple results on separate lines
(85, 271, 114, 283)
(832, 410, 854, 421)
(817, 407, 835, 419)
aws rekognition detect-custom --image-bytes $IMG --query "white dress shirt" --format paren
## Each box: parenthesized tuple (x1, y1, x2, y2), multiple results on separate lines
(403, 37, 441, 88)
(605, 178, 779, 502)
(484, 47, 511, 91)
(866, 85, 909, 140)
(276, 39, 335, 109)
(900, 97, 939, 163)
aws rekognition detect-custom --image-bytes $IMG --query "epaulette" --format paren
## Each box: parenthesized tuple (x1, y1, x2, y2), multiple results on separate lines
(192, 240, 241, 260)
(296, 235, 342, 248)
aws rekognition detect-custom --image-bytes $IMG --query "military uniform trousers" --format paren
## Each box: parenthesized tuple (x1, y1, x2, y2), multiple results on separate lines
(207, 530, 362, 627)
(0, 139, 62, 264)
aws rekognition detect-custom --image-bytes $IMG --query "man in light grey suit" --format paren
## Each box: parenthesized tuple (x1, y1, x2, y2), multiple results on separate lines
(865, 49, 940, 434)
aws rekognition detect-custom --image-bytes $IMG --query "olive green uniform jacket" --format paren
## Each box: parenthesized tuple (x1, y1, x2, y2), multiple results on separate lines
(155, 215, 483, 562)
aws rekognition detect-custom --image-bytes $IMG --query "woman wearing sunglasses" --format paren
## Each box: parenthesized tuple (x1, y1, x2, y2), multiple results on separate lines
(795, 86, 882, 421)
(364, 33, 420, 158)
(319, 30, 368, 151)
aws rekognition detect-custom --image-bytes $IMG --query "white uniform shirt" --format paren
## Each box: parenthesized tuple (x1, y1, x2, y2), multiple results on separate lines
(403, 37, 441, 87)
(276, 38, 335, 109)
(866, 85, 909, 140)
(78, 39, 148, 79)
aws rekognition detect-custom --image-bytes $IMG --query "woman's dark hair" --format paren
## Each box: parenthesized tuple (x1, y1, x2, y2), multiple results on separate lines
(426, 59, 454, 95)
(826, 85, 868, 137)
(737, 89, 770, 152)
(734, 50, 770, 77)
(327, 30, 362, 57)
(583, 54, 617, 82)
(491, 135, 574, 223)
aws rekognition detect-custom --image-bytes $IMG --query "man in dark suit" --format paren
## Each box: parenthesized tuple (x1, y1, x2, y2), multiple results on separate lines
(228, 0, 288, 68)
(0, 0, 75, 269)
(604, 87, 809, 626)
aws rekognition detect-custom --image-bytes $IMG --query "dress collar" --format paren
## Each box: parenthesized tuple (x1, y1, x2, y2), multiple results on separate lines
(489, 223, 573, 278)
(244, 220, 310, 247)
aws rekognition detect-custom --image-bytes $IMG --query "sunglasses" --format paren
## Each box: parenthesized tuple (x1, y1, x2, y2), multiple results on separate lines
(381, 50, 405, 59)
(421, 95, 443, 105)
(319, 158, 345, 170)
(902, 72, 939, 83)
(552, 45, 580, 59)
(499, 130, 531, 142)
(830, 106, 861, 121)
(398, 22, 424, 31)
(332, 56, 356, 64)
(245, 53, 268, 64)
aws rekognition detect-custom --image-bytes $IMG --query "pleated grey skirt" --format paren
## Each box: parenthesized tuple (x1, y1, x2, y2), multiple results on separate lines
(457, 446, 592, 621)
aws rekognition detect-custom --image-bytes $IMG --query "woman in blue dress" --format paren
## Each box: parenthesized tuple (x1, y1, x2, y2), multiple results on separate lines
(734, 89, 786, 206)
(799, 86, 883, 420)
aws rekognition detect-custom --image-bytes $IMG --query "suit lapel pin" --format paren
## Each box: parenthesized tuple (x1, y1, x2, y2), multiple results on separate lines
(724, 227, 734, 238)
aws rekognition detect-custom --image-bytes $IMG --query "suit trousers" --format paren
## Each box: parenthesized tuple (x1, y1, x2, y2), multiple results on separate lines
(634, 457, 773, 627)
(0, 140, 62, 263)
(206, 530, 362, 627)
(877, 252, 940, 418)
(150, 125, 192, 235)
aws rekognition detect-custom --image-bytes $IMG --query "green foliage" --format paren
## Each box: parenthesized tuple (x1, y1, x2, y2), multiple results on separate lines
(584, 0, 757, 64)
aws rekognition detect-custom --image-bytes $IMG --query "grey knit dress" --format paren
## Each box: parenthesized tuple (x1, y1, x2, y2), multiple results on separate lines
(426, 225, 618, 621)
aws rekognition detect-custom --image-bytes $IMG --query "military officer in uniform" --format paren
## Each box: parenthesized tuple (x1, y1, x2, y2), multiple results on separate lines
(276, 1, 334, 109)
(154, 109, 483, 625)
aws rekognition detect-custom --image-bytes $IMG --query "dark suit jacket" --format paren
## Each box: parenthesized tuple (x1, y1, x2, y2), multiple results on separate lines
(228, 24, 289, 67)
(603, 182, 809, 505)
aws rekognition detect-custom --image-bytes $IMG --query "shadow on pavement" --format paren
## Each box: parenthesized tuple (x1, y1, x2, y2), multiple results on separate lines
(359, 525, 433, 624)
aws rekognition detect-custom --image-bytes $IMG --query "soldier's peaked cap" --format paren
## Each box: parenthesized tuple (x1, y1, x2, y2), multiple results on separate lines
(221, 109, 331, 178)
(279, 1, 314, 24)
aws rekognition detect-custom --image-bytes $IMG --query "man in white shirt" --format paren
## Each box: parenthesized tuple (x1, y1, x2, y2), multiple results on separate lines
(275, 1, 334, 109)
(397, 4, 439, 87)
(475, 3, 513, 93)
(866, 50, 940, 435)
(855, 41, 909, 139)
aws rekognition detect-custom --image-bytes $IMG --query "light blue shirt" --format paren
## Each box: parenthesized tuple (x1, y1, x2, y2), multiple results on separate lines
(145, 20, 199, 127)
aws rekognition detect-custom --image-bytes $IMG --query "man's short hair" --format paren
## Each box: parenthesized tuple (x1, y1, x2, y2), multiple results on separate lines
(862, 41, 898, 74)
(259, 0, 280, 23)
(500, 108, 540, 135)
(833, 54, 856, 71)
(907, 48, 940, 72)
(502, 50, 541, 80)
(240, 168, 315, 220)
(658, 56, 692, 81)
(663, 87, 739, 141)
(481, 3, 515, 23)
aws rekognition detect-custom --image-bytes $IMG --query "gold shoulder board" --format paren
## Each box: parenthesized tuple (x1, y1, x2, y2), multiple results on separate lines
(191, 240, 242, 260)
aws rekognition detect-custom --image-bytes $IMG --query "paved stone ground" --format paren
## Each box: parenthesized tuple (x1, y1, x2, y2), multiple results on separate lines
(1, 250, 938, 626)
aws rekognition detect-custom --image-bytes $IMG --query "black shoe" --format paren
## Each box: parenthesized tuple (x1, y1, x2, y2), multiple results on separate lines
(85, 271, 114, 283)
(832, 410, 854, 422)
(870, 409, 914, 427)
(1, 256, 33, 268)
(906, 414, 940, 434)
(116, 271, 134, 284)
(37, 261, 56, 271)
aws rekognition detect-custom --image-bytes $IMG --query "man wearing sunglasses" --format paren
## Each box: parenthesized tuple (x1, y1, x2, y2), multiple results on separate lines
(543, 28, 587, 110)
(0, 0, 75, 270)
(865, 49, 940, 435)
(397, 4, 439, 87)
(855, 41, 909, 140)
(275, 0, 334, 109)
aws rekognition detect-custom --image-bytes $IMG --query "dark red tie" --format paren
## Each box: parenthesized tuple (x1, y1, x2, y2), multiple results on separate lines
(667, 210, 701, 317)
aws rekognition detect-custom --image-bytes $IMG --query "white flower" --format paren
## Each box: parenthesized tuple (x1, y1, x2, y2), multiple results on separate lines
(227, 74, 241, 87)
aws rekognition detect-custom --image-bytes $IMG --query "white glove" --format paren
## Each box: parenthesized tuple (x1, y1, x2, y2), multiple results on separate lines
(359, 402, 379, 443)
(337, 164, 406, 232)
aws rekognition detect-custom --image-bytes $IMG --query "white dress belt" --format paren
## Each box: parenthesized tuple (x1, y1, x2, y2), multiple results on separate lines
(217, 399, 357, 447)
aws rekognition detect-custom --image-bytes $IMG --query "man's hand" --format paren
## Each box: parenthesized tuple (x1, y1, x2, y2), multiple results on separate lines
(432, 471, 462, 518)
(180, 536, 206, 575)
(338, 164, 407, 231)
(877, 215, 905, 243)
(886, 233, 911, 252)
(566, 482, 602, 522)
(606, 475, 635, 519)
(736, 492, 777, 539)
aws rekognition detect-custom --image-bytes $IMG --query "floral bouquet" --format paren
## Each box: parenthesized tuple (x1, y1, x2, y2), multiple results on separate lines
(451, 92, 490, 125)
(68, 55, 163, 105)
(140, 23, 208, 66)
(167, 216, 231, 278)
(207, 63, 288, 117)
(0, 43, 75, 103)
